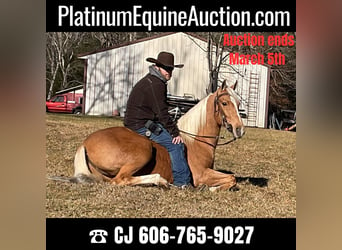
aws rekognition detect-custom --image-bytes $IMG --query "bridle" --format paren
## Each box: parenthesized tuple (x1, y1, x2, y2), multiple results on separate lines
(179, 90, 237, 147)
(214, 92, 230, 128)
(179, 129, 236, 147)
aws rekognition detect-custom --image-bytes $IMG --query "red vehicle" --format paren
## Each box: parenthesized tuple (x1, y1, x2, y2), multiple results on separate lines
(46, 92, 83, 114)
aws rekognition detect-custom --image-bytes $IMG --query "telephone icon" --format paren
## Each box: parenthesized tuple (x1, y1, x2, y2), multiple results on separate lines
(89, 229, 108, 243)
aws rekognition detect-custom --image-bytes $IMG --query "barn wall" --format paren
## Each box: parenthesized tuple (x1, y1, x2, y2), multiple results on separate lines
(82, 32, 269, 128)
(83, 33, 210, 116)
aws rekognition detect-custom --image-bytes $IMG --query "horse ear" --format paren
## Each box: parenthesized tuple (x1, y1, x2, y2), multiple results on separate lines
(221, 79, 227, 90)
(230, 80, 238, 90)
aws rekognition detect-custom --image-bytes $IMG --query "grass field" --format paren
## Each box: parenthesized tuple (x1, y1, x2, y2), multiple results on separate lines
(46, 113, 296, 218)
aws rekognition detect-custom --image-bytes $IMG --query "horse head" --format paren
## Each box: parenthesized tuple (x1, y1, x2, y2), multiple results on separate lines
(214, 80, 245, 139)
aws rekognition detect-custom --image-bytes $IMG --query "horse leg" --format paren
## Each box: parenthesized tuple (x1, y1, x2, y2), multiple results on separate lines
(196, 168, 236, 191)
(110, 162, 169, 187)
(113, 172, 168, 187)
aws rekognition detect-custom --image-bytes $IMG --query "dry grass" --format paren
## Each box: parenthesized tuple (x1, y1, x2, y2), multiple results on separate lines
(46, 113, 296, 218)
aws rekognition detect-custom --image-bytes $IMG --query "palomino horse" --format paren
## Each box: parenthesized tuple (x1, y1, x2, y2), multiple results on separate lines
(50, 80, 245, 191)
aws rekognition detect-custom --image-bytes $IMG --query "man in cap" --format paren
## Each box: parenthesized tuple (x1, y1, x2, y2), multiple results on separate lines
(124, 51, 192, 189)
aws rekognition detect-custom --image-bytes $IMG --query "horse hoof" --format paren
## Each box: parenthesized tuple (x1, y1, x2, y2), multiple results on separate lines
(229, 185, 240, 192)
(159, 182, 171, 189)
(209, 186, 220, 192)
(196, 184, 209, 191)
(157, 176, 169, 187)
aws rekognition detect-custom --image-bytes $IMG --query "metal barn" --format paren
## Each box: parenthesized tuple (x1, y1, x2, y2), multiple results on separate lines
(79, 32, 270, 128)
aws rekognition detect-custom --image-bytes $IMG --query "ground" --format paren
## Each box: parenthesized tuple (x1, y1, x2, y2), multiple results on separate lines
(46, 113, 296, 218)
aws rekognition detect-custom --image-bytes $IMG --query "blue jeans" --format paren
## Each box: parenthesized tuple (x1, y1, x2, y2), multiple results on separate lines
(136, 125, 191, 186)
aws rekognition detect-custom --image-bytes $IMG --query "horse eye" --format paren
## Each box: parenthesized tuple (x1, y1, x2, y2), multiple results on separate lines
(222, 102, 227, 106)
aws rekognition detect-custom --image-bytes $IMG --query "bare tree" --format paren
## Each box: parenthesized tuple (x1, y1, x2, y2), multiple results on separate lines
(90, 32, 145, 49)
(90, 32, 126, 48)
(90, 32, 162, 48)
(206, 32, 227, 94)
(46, 32, 85, 99)
(46, 33, 59, 100)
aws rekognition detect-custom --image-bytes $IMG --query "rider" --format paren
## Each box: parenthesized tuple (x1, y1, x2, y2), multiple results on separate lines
(124, 51, 192, 189)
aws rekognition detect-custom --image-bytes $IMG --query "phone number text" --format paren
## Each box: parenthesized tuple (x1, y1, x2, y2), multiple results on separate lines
(113, 225, 254, 245)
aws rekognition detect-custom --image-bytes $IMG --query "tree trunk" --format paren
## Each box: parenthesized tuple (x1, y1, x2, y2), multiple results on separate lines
(47, 65, 59, 100)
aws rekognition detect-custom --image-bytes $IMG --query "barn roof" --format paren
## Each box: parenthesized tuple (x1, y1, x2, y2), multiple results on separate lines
(78, 32, 207, 58)
(55, 85, 83, 95)
(78, 32, 271, 69)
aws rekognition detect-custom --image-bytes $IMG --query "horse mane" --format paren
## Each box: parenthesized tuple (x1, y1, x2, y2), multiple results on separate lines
(226, 87, 240, 105)
(177, 95, 210, 143)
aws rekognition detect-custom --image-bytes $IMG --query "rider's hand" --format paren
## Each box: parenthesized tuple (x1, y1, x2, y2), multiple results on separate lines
(172, 136, 183, 144)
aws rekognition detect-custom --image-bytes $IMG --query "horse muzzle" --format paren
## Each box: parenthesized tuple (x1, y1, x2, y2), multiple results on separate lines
(226, 124, 245, 139)
(234, 126, 245, 139)
(224, 120, 245, 139)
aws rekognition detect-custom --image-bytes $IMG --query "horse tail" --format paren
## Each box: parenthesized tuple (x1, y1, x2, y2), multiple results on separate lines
(47, 175, 95, 183)
(48, 145, 97, 184)
(73, 144, 96, 183)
